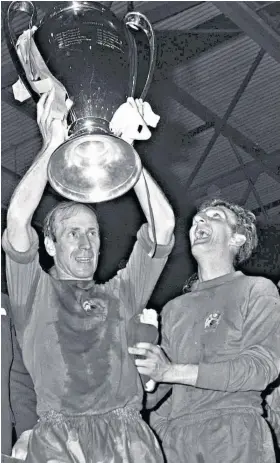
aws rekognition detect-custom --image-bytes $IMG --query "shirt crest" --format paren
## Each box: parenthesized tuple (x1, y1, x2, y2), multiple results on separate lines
(204, 312, 222, 331)
(82, 297, 108, 320)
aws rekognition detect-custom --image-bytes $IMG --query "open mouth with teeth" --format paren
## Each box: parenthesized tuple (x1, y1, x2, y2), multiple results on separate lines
(75, 257, 93, 263)
(194, 228, 211, 243)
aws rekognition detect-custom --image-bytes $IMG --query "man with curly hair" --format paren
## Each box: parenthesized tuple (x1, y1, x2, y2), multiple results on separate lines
(129, 199, 280, 463)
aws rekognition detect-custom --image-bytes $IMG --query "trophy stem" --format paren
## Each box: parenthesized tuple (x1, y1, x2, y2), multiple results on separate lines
(69, 117, 110, 138)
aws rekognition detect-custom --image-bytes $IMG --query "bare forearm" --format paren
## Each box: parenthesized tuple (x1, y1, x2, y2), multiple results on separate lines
(7, 146, 53, 251)
(7, 91, 70, 252)
(134, 167, 175, 244)
(163, 363, 199, 386)
(9, 147, 52, 218)
(128, 344, 197, 386)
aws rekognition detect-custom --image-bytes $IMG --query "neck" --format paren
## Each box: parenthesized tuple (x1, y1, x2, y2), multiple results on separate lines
(197, 258, 235, 282)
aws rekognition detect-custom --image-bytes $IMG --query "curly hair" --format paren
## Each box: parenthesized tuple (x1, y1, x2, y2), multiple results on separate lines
(43, 201, 98, 242)
(198, 198, 258, 265)
(183, 273, 199, 293)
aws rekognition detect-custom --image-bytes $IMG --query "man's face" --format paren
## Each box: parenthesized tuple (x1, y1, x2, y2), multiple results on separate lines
(51, 207, 100, 280)
(189, 206, 238, 259)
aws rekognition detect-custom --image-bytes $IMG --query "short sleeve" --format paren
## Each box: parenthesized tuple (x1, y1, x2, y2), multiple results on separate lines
(2, 228, 41, 342)
(116, 224, 174, 318)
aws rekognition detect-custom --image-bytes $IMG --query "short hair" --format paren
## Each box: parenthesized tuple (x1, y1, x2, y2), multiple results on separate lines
(43, 201, 98, 242)
(198, 198, 258, 264)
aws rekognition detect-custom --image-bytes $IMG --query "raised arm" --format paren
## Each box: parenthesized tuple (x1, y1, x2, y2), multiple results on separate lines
(110, 97, 175, 245)
(7, 90, 69, 252)
(134, 168, 174, 245)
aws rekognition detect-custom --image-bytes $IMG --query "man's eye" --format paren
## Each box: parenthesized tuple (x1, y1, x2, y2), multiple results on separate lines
(69, 231, 78, 238)
(211, 212, 222, 219)
(88, 231, 96, 237)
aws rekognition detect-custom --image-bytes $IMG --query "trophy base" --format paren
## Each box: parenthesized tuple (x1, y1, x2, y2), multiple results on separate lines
(47, 134, 142, 203)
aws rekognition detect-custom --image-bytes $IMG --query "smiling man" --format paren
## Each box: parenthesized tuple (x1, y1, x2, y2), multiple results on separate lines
(2, 91, 174, 462)
(129, 199, 280, 463)
(44, 203, 101, 280)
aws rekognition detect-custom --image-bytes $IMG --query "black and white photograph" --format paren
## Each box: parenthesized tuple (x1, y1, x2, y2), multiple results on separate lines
(1, 1, 280, 462)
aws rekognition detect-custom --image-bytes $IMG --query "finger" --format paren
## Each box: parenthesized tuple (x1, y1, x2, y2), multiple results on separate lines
(51, 119, 68, 141)
(128, 347, 149, 357)
(135, 344, 163, 359)
(43, 88, 56, 123)
(134, 358, 154, 367)
(65, 98, 74, 111)
(137, 366, 152, 375)
(38, 89, 55, 129)
(135, 342, 156, 351)
(36, 92, 49, 124)
(147, 344, 163, 355)
(37, 91, 48, 107)
(42, 87, 55, 111)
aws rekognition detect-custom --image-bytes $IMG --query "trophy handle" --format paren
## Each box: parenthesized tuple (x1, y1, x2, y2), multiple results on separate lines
(3, 0, 39, 102)
(124, 12, 156, 101)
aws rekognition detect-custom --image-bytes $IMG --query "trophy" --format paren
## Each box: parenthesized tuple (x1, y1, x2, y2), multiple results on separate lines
(4, 1, 156, 202)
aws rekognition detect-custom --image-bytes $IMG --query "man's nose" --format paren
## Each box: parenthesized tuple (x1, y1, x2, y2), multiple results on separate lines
(79, 234, 91, 249)
(193, 213, 206, 224)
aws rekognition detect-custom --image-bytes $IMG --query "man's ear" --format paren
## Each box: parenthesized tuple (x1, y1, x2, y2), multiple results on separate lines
(44, 237, 56, 257)
(229, 233, 246, 249)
